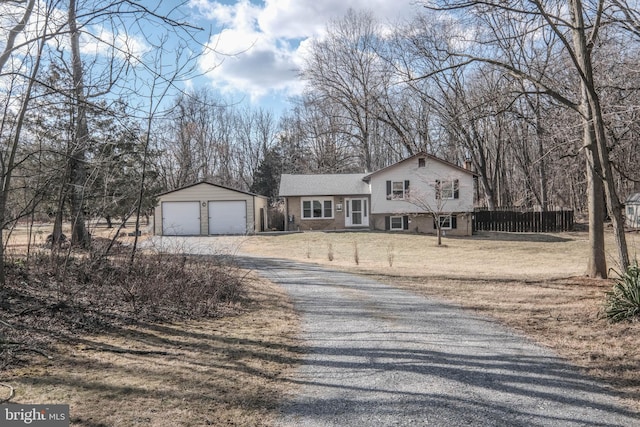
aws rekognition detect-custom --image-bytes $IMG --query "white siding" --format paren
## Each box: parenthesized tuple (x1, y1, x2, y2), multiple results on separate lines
(370, 157, 474, 215)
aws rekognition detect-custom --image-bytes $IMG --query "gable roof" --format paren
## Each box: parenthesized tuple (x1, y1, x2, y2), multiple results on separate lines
(157, 180, 267, 199)
(626, 193, 640, 204)
(363, 152, 477, 181)
(279, 173, 370, 197)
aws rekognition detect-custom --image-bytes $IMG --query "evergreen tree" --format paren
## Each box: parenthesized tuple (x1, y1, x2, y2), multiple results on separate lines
(251, 147, 283, 204)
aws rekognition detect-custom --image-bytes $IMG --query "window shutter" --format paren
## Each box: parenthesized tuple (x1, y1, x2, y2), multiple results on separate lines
(385, 216, 390, 231)
(435, 180, 441, 199)
(403, 215, 409, 230)
(454, 179, 459, 199)
(433, 216, 437, 229)
(404, 180, 410, 193)
(386, 181, 392, 200)
(452, 215, 457, 229)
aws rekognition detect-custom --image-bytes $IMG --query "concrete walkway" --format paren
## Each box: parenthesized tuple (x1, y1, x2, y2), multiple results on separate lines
(238, 256, 638, 427)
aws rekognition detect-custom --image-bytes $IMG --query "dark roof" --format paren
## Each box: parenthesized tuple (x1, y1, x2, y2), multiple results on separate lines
(156, 180, 267, 199)
(363, 152, 477, 181)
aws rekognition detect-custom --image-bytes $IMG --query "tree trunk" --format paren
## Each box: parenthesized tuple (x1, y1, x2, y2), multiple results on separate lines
(535, 108, 549, 211)
(570, 0, 629, 272)
(585, 142, 607, 278)
(68, 0, 90, 248)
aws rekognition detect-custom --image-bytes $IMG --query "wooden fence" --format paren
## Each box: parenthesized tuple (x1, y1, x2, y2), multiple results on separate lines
(473, 209, 574, 233)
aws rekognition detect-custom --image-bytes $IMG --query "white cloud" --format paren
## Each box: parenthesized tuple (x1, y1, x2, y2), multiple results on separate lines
(190, 0, 418, 103)
(80, 26, 150, 64)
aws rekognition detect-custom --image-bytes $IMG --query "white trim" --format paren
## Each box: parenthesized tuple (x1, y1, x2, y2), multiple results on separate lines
(345, 198, 369, 227)
(440, 181, 455, 199)
(391, 181, 405, 199)
(390, 216, 404, 230)
(438, 214, 452, 230)
(301, 197, 334, 219)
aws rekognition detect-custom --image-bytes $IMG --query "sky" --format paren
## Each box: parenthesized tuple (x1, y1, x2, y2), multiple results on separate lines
(183, 0, 422, 115)
(0, 0, 423, 119)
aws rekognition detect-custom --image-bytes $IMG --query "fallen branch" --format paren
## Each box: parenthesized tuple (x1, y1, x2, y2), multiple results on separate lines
(14, 346, 53, 360)
(0, 318, 14, 328)
(0, 383, 15, 404)
(81, 346, 174, 356)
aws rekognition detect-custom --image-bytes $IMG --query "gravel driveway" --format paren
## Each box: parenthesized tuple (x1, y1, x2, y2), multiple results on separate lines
(147, 237, 638, 426)
(240, 256, 638, 427)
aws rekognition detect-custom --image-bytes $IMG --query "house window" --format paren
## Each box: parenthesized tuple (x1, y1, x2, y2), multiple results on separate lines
(629, 206, 634, 216)
(439, 215, 452, 229)
(392, 181, 405, 199)
(387, 180, 410, 200)
(418, 158, 426, 167)
(436, 179, 459, 200)
(390, 216, 404, 230)
(302, 199, 333, 219)
(434, 214, 457, 230)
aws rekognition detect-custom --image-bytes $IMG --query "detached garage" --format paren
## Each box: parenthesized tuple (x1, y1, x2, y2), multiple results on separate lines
(154, 181, 268, 236)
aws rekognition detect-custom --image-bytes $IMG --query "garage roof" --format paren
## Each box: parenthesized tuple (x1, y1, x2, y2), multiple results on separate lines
(279, 174, 370, 197)
(157, 180, 267, 199)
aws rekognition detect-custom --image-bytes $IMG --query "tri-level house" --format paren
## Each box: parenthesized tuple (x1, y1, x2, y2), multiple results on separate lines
(279, 152, 476, 235)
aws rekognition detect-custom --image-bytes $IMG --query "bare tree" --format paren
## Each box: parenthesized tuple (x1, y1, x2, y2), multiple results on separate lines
(302, 9, 387, 171)
(0, 0, 53, 284)
(405, 174, 465, 246)
(420, 0, 631, 277)
(66, 0, 91, 247)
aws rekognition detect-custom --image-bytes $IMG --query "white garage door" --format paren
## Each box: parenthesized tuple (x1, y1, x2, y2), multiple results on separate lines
(162, 201, 200, 235)
(209, 201, 247, 235)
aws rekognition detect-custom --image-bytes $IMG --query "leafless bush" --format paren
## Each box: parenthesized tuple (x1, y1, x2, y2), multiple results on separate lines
(120, 254, 244, 319)
(0, 251, 246, 369)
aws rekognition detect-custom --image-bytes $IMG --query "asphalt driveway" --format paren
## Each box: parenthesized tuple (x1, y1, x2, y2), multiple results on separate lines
(239, 256, 638, 426)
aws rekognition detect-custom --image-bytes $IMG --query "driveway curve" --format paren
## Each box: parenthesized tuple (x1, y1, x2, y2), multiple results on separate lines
(238, 256, 638, 427)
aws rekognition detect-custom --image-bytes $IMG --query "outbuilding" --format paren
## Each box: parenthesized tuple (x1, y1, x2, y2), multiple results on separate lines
(626, 192, 640, 229)
(154, 181, 268, 236)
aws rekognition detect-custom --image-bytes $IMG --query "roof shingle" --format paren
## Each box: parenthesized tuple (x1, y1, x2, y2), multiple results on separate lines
(279, 174, 370, 197)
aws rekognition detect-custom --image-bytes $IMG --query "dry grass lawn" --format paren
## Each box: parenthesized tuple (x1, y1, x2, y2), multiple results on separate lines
(239, 229, 640, 412)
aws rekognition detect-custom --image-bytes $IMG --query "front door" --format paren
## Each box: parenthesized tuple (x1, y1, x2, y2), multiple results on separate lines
(345, 198, 369, 227)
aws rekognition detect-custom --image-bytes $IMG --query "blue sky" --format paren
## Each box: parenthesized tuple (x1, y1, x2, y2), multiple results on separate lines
(0, 0, 422, 117)
(182, 0, 422, 115)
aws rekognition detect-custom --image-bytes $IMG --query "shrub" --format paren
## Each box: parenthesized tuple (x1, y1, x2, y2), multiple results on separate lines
(604, 261, 640, 322)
